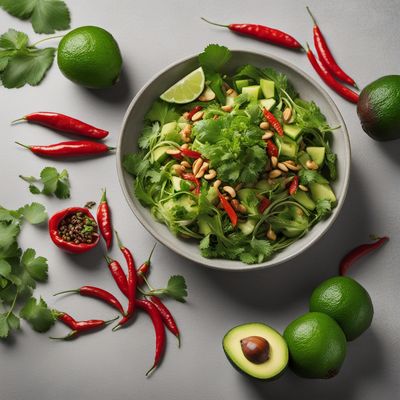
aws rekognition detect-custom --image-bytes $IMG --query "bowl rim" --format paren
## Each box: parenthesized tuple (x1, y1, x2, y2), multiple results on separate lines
(116, 48, 351, 272)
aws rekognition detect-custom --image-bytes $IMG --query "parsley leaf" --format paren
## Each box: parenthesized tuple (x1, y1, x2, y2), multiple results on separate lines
(0, 0, 71, 34)
(20, 202, 48, 224)
(21, 248, 48, 282)
(19, 297, 55, 332)
(20, 166, 71, 199)
(0, 29, 56, 88)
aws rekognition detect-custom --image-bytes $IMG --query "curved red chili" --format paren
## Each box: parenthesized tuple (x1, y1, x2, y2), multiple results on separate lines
(182, 173, 201, 195)
(306, 44, 359, 104)
(113, 232, 137, 330)
(218, 192, 238, 227)
(137, 299, 166, 376)
(54, 286, 125, 315)
(266, 139, 279, 157)
(48, 207, 100, 254)
(53, 310, 77, 329)
(137, 244, 157, 287)
(262, 108, 284, 136)
(306, 7, 358, 89)
(15, 140, 115, 157)
(150, 296, 180, 346)
(13, 112, 109, 139)
(339, 236, 389, 276)
(201, 18, 301, 49)
(258, 197, 271, 214)
(180, 148, 202, 159)
(97, 189, 113, 249)
(289, 176, 299, 195)
(105, 255, 129, 297)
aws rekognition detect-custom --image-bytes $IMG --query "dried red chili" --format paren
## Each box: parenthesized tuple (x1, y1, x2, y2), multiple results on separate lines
(201, 18, 301, 49)
(339, 236, 389, 276)
(15, 140, 115, 157)
(262, 108, 284, 136)
(258, 197, 271, 214)
(48, 207, 99, 254)
(266, 139, 279, 157)
(289, 176, 299, 195)
(13, 112, 109, 139)
(97, 189, 113, 249)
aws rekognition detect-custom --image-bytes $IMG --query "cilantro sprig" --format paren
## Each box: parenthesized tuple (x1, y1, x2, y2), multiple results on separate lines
(0, 28, 56, 88)
(0, 0, 71, 34)
(0, 202, 54, 339)
(140, 274, 188, 303)
(20, 166, 71, 199)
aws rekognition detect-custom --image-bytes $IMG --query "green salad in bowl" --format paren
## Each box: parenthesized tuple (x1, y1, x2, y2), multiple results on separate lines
(120, 45, 350, 268)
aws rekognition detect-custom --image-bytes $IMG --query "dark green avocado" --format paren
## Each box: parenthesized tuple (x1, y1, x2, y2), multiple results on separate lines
(222, 322, 288, 380)
(357, 75, 400, 141)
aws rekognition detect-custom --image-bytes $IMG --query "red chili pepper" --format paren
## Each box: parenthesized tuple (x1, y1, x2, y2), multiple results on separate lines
(15, 140, 115, 157)
(104, 255, 129, 297)
(258, 197, 271, 214)
(113, 232, 137, 330)
(180, 148, 202, 159)
(50, 316, 118, 340)
(218, 192, 238, 227)
(339, 236, 389, 276)
(150, 296, 180, 346)
(182, 173, 201, 195)
(13, 112, 109, 139)
(53, 310, 77, 329)
(136, 299, 166, 376)
(137, 244, 157, 287)
(201, 18, 301, 49)
(262, 108, 284, 136)
(306, 7, 358, 89)
(54, 286, 125, 315)
(187, 105, 203, 120)
(97, 189, 113, 249)
(266, 139, 279, 157)
(48, 207, 100, 254)
(306, 44, 359, 104)
(289, 176, 299, 195)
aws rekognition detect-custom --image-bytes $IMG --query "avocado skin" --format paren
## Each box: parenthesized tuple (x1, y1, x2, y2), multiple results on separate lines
(357, 75, 400, 141)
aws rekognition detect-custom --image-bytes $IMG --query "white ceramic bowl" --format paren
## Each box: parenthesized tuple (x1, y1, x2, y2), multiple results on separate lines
(117, 50, 350, 271)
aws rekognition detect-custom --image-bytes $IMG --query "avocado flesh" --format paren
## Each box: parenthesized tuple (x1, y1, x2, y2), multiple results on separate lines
(223, 323, 288, 380)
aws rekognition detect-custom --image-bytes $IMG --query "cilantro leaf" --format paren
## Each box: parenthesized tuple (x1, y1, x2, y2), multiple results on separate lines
(123, 153, 150, 177)
(0, 29, 56, 88)
(0, 221, 20, 250)
(21, 248, 48, 282)
(138, 123, 160, 150)
(164, 275, 187, 302)
(0, 0, 71, 34)
(0, 259, 12, 277)
(19, 296, 55, 332)
(298, 169, 328, 186)
(20, 166, 71, 198)
(316, 199, 332, 219)
(20, 202, 47, 224)
(0, 313, 10, 338)
(145, 101, 179, 126)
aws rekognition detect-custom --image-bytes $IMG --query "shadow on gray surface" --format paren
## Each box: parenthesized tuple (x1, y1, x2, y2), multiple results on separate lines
(241, 329, 384, 400)
(63, 243, 104, 271)
(84, 67, 133, 105)
(375, 139, 400, 166)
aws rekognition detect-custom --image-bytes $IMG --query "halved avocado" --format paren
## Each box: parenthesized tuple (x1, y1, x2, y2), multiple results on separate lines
(223, 323, 288, 380)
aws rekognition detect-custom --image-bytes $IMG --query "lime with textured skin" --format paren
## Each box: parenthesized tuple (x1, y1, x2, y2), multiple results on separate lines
(357, 75, 400, 141)
(57, 26, 122, 89)
(310, 276, 373, 341)
(284, 312, 347, 379)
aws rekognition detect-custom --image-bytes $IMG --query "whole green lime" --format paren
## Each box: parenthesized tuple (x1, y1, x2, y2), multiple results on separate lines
(57, 26, 123, 89)
(357, 75, 400, 141)
(309, 276, 373, 341)
(283, 312, 346, 379)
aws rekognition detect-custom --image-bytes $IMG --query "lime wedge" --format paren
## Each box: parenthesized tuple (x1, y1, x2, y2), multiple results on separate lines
(160, 67, 205, 104)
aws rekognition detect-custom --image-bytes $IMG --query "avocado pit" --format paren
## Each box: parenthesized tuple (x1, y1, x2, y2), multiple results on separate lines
(240, 335, 270, 364)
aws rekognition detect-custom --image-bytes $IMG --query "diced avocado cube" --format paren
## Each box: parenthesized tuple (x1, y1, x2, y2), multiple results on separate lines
(235, 79, 250, 93)
(238, 218, 257, 236)
(259, 98, 276, 111)
(242, 85, 261, 102)
(206, 187, 219, 204)
(306, 147, 326, 167)
(297, 151, 311, 168)
(255, 179, 273, 191)
(153, 145, 174, 163)
(237, 188, 259, 215)
(260, 79, 275, 98)
(171, 176, 183, 191)
(225, 95, 236, 107)
(309, 182, 337, 203)
(161, 121, 177, 137)
(292, 190, 316, 211)
(277, 135, 298, 158)
(283, 124, 302, 141)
